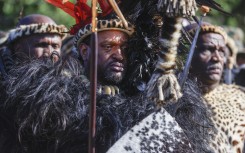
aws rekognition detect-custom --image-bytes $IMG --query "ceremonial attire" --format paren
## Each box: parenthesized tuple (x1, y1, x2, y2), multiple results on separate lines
(0, 58, 194, 153)
(204, 84, 245, 153)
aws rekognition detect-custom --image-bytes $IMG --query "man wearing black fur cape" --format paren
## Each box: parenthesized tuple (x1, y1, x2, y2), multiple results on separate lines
(0, 0, 222, 153)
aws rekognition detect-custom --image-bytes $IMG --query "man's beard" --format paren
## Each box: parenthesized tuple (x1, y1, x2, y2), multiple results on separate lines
(104, 70, 125, 85)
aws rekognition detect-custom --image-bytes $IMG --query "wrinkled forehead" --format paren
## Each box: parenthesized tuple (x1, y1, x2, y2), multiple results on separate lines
(198, 32, 226, 46)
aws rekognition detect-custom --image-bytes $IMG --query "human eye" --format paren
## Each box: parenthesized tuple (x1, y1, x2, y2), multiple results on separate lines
(102, 44, 112, 51)
(201, 50, 211, 56)
(52, 44, 60, 49)
(200, 46, 211, 53)
(218, 48, 225, 57)
(35, 42, 47, 48)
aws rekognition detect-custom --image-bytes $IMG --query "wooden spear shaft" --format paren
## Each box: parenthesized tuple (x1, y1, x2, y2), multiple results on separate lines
(180, 6, 210, 87)
(88, 0, 98, 153)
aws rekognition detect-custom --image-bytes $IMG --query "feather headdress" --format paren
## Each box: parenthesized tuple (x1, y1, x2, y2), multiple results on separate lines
(46, 0, 111, 34)
(46, 0, 134, 49)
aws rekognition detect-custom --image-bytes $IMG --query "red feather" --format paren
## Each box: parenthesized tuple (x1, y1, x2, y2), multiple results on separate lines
(71, 0, 93, 34)
(45, 0, 76, 18)
(46, 0, 116, 35)
(98, 0, 113, 17)
(75, 1, 92, 23)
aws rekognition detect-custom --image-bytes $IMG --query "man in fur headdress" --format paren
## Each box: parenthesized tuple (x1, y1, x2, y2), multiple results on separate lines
(74, 15, 134, 91)
(187, 22, 245, 153)
(0, 57, 197, 153)
(1, 14, 67, 74)
(0, 12, 195, 151)
(0, 0, 229, 152)
(0, 1, 210, 153)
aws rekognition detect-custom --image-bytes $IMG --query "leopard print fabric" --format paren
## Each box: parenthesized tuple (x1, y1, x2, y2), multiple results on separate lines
(74, 19, 134, 50)
(204, 84, 245, 153)
(187, 25, 228, 44)
(8, 23, 67, 44)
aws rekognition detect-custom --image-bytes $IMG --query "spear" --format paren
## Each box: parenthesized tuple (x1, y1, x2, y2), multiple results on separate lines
(88, 0, 98, 152)
(180, 6, 210, 87)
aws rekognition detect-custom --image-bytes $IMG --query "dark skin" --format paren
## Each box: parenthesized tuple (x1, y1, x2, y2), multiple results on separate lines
(79, 30, 129, 85)
(12, 14, 62, 62)
(13, 34, 61, 62)
(190, 32, 226, 93)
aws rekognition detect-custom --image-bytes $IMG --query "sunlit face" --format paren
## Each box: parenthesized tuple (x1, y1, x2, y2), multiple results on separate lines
(80, 30, 129, 85)
(13, 33, 62, 62)
(191, 32, 226, 85)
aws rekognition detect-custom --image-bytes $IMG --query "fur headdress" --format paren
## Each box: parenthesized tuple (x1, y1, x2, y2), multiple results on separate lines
(185, 22, 228, 43)
(74, 18, 134, 49)
(8, 23, 67, 44)
(226, 36, 238, 57)
(225, 36, 238, 69)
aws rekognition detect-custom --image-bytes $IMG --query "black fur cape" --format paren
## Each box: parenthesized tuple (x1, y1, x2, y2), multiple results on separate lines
(0, 57, 211, 153)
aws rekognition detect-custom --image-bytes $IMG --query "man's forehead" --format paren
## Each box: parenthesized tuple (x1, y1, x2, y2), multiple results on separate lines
(99, 30, 128, 37)
(98, 31, 128, 42)
(198, 32, 226, 44)
(27, 33, 61, 39)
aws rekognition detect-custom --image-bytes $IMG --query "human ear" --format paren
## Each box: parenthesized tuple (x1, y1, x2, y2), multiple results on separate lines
(79, 43, 89, 61)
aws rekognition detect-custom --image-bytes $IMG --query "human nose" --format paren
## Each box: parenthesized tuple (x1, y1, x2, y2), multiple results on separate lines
(112, 46, 124, 61)
(43, 45, 53, 57)
(211, 49, 223, 62)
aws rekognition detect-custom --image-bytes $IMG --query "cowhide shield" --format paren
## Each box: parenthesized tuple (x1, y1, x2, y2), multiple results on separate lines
(106, 107, 194, 153)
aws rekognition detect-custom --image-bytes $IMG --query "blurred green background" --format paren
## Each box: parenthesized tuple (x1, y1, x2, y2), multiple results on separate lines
(0, 0, 75, 30)
(0, 0, 244, 42)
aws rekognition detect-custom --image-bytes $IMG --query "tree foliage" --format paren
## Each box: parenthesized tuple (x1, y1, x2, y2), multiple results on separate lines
(0, 0, 244, 37)
(0, 0, 75, 31)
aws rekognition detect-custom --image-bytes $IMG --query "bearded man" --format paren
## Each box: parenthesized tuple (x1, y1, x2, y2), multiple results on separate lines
(78, 30, 130, 87)
(0, 0, 228, 152)
(0, 1, 198, 153)
(1, 14, 66, 74)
